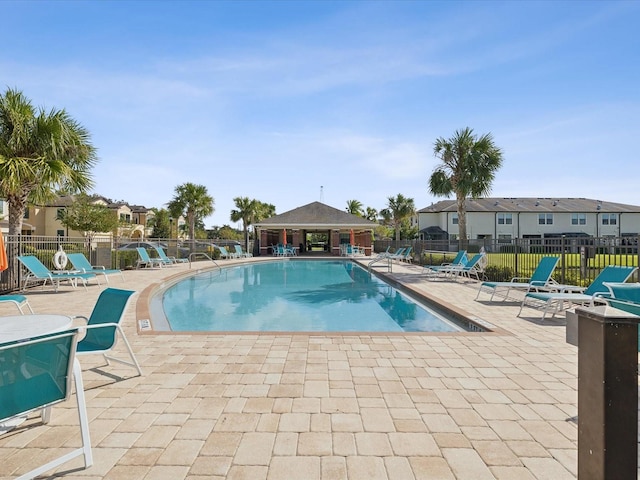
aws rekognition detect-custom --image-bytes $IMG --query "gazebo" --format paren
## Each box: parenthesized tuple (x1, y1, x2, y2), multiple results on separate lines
(254, 202, 378, 256)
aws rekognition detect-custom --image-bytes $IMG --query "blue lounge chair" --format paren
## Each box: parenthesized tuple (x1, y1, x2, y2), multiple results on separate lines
(68, 252, 124, 284)
(476, 256, 560, 302)
(17, 255, 96, 291)
(423, 250, 467, 274)
(234, 245, 252, 258)
(519, 265, 637, 320)
(153, 245, 189, 265)
(443, 253, 487, 281)
(0, 294, 33, 314)
(136, 247, 164, 269)
(74, 288, 143, 376)
(0, 329, 93, 478)
(602, 282, 640, 315)
(215, 245, 237, 259)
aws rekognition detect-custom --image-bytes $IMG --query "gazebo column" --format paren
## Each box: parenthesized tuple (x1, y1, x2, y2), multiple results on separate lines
(331, 229, 340, 256)
(260, 230, 269, 256)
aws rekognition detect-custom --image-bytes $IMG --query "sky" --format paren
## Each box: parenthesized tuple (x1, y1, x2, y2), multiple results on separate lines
(1, 0, 639, 228)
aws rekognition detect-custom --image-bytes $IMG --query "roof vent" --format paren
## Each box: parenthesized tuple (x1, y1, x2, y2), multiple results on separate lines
(597, 204, 601, 210)
(553, 200, 558, 206)
(535, 201, 540, 206)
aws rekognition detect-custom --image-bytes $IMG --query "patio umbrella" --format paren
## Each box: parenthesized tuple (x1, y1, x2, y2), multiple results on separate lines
(349, 229, 355, 245)
(0, 233, 8, 272)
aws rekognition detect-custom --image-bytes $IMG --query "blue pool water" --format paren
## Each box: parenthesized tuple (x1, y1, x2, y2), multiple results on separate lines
(155, 260, 466, 333)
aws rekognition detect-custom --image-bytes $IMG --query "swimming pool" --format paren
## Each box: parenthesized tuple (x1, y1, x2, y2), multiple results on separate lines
(151, 260, 472, 333)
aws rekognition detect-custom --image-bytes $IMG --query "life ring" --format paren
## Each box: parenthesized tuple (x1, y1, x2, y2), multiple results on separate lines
(53, 247, 68, 270)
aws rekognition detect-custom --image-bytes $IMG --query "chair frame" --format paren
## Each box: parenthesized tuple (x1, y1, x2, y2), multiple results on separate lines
(0, 329, 92, 479)
(0, 294, 34, 314)
(74, 288, 143, 376)
(67, 252, 125, 284)
(17, 255, 96, 292)
(135, 247, 165, 269)
(518, 266, 637, 320)
(476, 256, 560, 302)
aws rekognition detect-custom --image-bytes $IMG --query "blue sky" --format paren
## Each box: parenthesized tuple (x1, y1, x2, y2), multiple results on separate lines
(2, 1, 639, 228)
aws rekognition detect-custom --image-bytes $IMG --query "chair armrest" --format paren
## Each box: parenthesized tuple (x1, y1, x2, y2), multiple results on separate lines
(509, 276, 531, 283)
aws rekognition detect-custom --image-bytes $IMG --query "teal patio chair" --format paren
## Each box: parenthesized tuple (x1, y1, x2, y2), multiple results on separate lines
(234, 245, 252, 258)
(0, 294, 33, 314)
(74, 288, 142, 376)
(215, 245, 237, 259)
(135, 247, 164, 269)
(153, 245, 189, 265)
(519, 265, 637, 320)
(17, 255, 97, 291)
(0, 329, 93, 478)
(67, 252, 124, 284)
(423, 250, 467, 274)
(476, 256, 560, 302)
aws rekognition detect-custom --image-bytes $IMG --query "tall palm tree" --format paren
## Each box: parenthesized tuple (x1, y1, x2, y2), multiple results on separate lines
(346, 199, 364, 217)
(167, 183, 214, 249)
(0, 88, 97, 236)
(429, 127, 503, 248)
(381, 194, 415, 241)
(230, 197, 258, 252)
(231, 198, 276, 252)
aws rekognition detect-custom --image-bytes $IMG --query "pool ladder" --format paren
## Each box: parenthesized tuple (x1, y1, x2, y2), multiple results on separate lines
(368, 254, 393, 273)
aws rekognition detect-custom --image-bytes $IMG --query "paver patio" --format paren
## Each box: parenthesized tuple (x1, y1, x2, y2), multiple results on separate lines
(0, 256, 597, 479)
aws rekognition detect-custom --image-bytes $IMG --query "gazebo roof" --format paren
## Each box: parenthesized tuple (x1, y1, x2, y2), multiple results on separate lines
(255, 202, 378, 229)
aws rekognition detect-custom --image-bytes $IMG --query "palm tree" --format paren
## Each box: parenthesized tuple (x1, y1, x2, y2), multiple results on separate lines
(167, 183, 214, 249)
(230, 197, 258, 252)
(429, 127, 503, 248)
(365, 207, 378, 223)
(0, 88, 97, 236)
(231, 198, 275, 253)
(380, 194, 415, 241)
(346, 199, 364, 217)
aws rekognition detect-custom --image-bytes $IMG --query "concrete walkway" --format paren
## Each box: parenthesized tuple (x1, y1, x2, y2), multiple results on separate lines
(0, 257, 584, 479)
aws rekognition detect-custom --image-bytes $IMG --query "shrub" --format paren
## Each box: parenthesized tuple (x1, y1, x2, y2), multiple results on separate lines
(484, 265, 514, 282)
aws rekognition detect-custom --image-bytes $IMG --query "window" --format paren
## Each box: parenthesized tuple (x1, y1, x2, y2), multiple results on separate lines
(497, 213, 512, 225)
(602, 213, 617, 225)
(571, 213, 586, 225)
(538, 213, 553, 225)
(56, 208, 65, 221)
(23, 209, 30, 219)
(120, 213, 131, 222)
(451, 214, 458, 225)
(498, 234, 512, 243)
(57, 230, 65, 237)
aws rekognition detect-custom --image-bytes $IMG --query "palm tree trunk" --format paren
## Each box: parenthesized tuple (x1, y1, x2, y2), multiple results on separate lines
(456, 195, 468, 250)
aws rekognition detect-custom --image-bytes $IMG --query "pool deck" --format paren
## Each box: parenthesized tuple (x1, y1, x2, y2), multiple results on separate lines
(0, 256, 594, 479)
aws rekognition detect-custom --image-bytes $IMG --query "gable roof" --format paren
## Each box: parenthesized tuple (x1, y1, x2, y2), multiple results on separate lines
(419, 197, 640, 214)
(255, 202, 378, 229)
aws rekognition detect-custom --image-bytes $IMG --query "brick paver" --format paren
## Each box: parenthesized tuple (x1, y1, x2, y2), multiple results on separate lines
(0, 257, 593, 478)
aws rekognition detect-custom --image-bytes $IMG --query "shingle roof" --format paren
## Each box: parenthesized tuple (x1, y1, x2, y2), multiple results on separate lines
(255, 202, 378, 229)
(418, 197, 640, 214)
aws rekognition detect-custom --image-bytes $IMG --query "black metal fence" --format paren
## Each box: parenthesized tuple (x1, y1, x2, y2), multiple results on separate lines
(1, 235, 248, 294)
(3, 234, 638, 293)
(375, 236, 640, 285)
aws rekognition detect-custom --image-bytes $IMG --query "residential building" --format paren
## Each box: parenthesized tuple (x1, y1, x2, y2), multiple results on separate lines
(418, 197, 640, 242)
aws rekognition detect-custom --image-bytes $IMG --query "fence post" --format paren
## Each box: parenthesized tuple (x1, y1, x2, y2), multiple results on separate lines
(561, 235, 566, 284)
(577, 305, 639, 479)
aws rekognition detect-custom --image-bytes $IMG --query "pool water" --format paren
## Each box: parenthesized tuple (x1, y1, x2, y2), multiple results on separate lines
(156, 260, 466, 333)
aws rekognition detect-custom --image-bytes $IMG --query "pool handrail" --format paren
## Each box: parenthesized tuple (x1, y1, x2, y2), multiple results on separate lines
(188, 252, 220, 269)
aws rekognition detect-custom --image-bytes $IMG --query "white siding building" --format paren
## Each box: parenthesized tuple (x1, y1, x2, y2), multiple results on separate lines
(418, 198, 640, 241)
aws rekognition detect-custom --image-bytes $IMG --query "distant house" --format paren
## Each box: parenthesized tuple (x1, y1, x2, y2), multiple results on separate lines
(418, 197, 640, 242)
(16, 195, 156, 240)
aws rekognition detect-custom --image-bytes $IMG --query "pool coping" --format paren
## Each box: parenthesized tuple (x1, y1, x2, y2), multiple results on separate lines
(135, 257, 511, 337)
